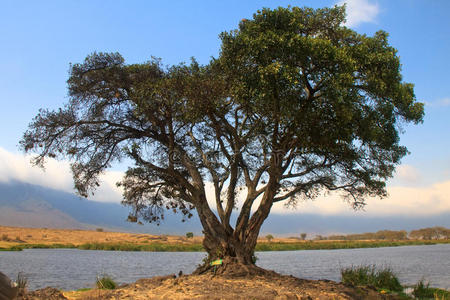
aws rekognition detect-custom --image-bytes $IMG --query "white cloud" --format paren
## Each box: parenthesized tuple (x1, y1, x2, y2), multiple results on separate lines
(269, 179, 450, 217)
(336, 0, 379, 27)
(395, 164, 420, 184)
(1, 147, 449, 217)
(427, 98, 450, 107)
(0, 147, 124, 203)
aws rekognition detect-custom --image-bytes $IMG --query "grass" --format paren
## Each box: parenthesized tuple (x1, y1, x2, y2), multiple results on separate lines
(16, 272, 28, 290)
(413, 280, 450, 299)
(341, 265, 450, 299)
(96, 274, 117, 290)
(255, 239, 448, 251)
(78, 242, 204, 252)
(341, 265, 403, 292)
(0, 239, 448, 252)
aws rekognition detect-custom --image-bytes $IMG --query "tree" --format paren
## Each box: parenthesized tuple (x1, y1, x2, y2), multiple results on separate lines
(186, 232, 194, 239)
(314, 235, 324, 241)
(300, 233, 307, 240)
(20, 6, 423, 274)
(265, 234, 274, 242)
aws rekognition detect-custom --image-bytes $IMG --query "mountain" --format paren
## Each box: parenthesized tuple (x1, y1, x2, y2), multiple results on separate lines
(0, 180, 202, 234)
(1, 180, 449, 236)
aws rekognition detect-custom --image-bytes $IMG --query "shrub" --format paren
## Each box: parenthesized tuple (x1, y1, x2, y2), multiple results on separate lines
(186, 232, 194, 239)
(96, 228, 104, 232)
(96, 274, 116, 290)
(341, 265, 402, 292)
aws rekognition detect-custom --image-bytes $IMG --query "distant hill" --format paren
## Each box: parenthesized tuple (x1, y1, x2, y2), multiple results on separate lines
(1, 180, 449, 236)
(0, 180, 202, 234)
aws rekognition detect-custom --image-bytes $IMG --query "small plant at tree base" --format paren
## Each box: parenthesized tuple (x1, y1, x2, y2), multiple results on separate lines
(265, 234, 274, 242)
(251, 253, 258, 264)
(96, 274, 117, 290)
(186, 232, 194, 239)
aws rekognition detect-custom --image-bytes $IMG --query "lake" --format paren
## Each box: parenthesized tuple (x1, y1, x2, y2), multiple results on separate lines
(0, 244, 449, 290)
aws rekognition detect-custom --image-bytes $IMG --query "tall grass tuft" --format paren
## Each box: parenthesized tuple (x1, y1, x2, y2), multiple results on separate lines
(341, 265, 403, 292)
(413, 279, 450, 299)
(16, 272, 28, 289)
(96, 274, 117, 290)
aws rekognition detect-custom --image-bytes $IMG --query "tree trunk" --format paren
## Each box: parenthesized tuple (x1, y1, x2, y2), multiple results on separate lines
(192, 185, 276, 276)
(193, 207, 271, 276)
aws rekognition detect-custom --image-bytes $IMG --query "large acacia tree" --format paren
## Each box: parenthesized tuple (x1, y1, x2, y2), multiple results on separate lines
(21, 6, 423, 271)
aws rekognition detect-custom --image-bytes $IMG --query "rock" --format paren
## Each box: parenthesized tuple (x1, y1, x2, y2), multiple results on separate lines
(0, 272, 18, 300)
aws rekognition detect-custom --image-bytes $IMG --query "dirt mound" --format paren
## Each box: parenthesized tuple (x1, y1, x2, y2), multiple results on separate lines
(58, 272, 400, 300)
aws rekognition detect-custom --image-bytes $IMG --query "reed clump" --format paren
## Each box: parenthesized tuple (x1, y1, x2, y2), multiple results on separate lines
(96, 274, 117, 290)
(341, 265, 403, 292)
(413, 279, 450, 299)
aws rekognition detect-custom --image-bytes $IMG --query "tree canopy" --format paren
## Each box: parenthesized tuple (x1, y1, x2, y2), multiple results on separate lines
(21, 5, 424, 271)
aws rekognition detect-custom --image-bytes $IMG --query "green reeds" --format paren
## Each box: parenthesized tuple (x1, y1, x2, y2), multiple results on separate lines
(96, 274, 117, 290)
(341, 265, 403, 292)
(413, 280, 450, 299)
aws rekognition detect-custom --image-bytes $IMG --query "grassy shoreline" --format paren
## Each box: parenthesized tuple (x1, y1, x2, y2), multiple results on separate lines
(1, 239, 449, 252)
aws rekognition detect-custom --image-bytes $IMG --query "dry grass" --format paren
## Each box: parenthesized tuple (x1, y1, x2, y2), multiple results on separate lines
(0, 226, 304, 249)
(0, 226, 203, 248)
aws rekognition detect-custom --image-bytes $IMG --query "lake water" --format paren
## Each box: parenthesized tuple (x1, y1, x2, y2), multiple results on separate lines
(0, 244, 449, 290)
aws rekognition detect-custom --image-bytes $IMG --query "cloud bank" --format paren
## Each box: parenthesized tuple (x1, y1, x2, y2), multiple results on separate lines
(0, 147, 123, 203)
(336, 0, 379, 27)
(1, 147, 449, 217)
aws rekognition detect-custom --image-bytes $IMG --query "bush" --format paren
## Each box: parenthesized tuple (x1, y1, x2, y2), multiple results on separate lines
(341, 265, 402, 292)
(96, 274, 116, 290)
(96, 228, 104, 232)
(186, 232, 194, 239)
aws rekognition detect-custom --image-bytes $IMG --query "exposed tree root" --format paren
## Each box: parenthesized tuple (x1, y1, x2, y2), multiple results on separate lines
(193, 256, 277, 278)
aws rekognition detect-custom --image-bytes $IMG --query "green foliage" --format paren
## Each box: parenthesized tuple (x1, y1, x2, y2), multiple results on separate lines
(413, 280, 450, 299)
(341, 265, 402, 292)
(265, 234, 274, 242)
(186, 232, 194, 239)
(300, 233, 307, 240)
(96, 274, 116, 290)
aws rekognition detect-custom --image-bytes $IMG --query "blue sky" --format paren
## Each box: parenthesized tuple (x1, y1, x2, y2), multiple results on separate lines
(1, 0, 449, 227)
